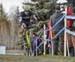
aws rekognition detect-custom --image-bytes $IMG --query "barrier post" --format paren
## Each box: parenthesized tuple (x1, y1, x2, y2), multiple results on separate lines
(64, 5, 67, 57)
(43, 24, 46, 55)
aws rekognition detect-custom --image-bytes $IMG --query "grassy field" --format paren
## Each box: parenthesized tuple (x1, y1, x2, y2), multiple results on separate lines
(0, 55, 75, 62)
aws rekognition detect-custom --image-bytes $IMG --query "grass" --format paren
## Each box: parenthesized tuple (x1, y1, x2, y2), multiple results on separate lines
(0, 55, 75, 62)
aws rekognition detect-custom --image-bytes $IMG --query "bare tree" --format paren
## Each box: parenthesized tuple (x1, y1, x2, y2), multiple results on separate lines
(7, 6, 19, 49)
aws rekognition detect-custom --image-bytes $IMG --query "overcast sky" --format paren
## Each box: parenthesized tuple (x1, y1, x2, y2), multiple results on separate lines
(0, 0, 26, 13)
(0, 0, 67, 13)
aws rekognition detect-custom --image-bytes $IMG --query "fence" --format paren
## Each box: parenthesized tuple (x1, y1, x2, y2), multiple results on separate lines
(35, 6, 75, 57)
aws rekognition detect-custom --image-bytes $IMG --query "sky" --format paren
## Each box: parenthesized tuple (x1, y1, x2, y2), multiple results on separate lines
(0, 0, 27, 13)
(0, 0, 67, 13)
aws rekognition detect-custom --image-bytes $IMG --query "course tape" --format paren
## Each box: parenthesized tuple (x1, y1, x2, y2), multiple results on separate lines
(36, 27, 65, 51)
(53, 14, 66, 29)
(52, 27, 65, 40)
(66, 16, 75, 20)
(35, 15, 75, 51)
(66, 29, 75, 36)
(45, 14, 65, 32)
